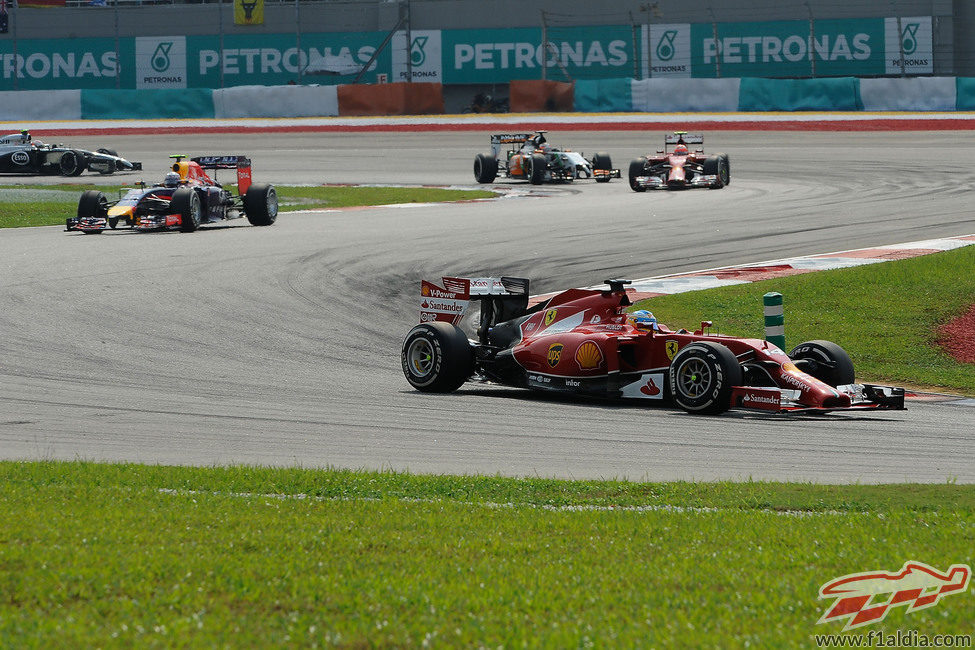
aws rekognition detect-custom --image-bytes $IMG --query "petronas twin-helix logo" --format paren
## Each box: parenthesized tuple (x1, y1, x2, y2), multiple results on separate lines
(901, 23, 919, 55)
(410, 36, 428, 67)
(151, 42, 173, 73)
(656, 30, 678, 61)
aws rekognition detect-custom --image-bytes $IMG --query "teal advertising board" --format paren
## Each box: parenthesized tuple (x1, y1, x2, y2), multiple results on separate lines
(442, 25, 635, 84)
(0, 17, 933, 91)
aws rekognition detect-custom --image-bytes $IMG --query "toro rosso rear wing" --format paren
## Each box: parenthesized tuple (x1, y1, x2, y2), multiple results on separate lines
(420, 276, 530, 340)
(190, 155, 253, 193)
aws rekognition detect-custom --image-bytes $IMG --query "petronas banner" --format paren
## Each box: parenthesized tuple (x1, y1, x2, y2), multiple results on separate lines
(234, 0, 264, 26)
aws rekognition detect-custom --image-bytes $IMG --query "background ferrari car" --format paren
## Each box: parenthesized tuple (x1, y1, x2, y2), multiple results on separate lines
(474, 131, 620, 184)
(629, 132, 729, 191)
(0, 130, 141, 176)
(65, 154, 277, 234)
(402, 276, 904, 416)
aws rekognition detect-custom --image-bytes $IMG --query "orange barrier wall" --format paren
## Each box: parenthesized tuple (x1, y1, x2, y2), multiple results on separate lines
(509, 80, 574, 112)
(337, 82, 444, 116)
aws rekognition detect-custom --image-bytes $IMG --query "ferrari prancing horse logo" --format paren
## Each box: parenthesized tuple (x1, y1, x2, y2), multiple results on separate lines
(665, 340, 679, 360)
(544, 309, 558, 327)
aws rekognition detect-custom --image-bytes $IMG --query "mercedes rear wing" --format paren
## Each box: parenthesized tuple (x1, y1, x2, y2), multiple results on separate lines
(419, 276, 530, 340)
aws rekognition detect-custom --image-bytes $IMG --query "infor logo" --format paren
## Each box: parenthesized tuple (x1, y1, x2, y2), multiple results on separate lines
(152, 42, 174, 72)
(656, 30, 678, 61)
(411, 36, 428, 67)
(901, 23, 919, 55)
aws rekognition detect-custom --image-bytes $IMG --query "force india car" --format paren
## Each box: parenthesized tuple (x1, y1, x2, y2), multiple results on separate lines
(65, 155, 277, 234)
(474, 131, 620, 184)
(0, 130, 141, 176)
(401, 277, 905, 415)
(629, 132, 729, 191)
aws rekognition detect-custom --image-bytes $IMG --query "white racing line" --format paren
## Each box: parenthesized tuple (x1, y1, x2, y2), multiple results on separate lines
(156, 488, 875, 518)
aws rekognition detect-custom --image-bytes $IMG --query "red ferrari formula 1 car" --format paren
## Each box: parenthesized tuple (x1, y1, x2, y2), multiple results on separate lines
(474, 131, 619, 185)
(629, 132, 729, 191)
(401, 277, 905, 415)
(66, 154, 277, 234)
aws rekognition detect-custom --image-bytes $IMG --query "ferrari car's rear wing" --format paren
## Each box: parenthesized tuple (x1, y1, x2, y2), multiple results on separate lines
(664, 132, 704, 145)
(419, 276, 530, 338)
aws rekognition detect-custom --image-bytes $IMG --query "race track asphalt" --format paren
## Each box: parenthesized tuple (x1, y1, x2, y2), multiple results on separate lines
(2, 129, 974, 482)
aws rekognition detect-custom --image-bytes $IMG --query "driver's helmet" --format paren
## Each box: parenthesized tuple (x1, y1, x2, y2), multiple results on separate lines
(163, 171, 181, 188)
(627, 309, 658, 330)
(673, 144, 689, 156)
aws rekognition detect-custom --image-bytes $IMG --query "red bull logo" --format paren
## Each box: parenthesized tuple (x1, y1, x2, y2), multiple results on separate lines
(818, 561, 970, 631)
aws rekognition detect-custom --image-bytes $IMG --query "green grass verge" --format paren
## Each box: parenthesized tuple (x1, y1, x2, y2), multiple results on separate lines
(1, 461, 972, 647)
(633, 245, 975, 396)
(0, 184, 496, 228)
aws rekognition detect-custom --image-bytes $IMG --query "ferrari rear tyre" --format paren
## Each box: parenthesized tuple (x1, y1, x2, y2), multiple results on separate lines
(243, 183, 278, 226)
(526, 153, 546, 185)
(629, 158, 647, 192)
(702, 155, 727, 189)
(59, 150, 85, 177)
(77, 190, 108, 220)
(402, 322, 473, 393)
(474, 154, 498, 183)
(592, 152, 613, 183)
(789, 340, 855, 387)
(172, 187, 203, 232)
(669, 342, 742, 415)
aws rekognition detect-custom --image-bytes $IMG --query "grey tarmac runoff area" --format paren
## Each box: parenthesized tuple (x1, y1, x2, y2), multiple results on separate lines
(1, 129, 974, 482)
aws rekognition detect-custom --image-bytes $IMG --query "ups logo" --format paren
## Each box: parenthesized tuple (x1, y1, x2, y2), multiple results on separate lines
(547, 343, 564, 367)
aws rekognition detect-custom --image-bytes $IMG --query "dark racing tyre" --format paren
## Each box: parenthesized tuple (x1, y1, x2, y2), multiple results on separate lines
(669, 342, 742, 415)
(789, 340, 855, 387)
(59, 150, 85, 176)
(526, 153, 546, 185)
(718, 153, 730, 186)
(77, 190, 108, 220)
(473, 153, 498, 183)
(592, 151, 612, 183)
(108, 217, 119, 229)
(401, 322, 473, 393)
(243, 183, 278, 226)
(172, 187, 202, 232)
(628, 158, 647, 192)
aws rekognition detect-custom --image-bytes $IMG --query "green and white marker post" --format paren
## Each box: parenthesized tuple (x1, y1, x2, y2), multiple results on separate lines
(763, 292, 785, 351)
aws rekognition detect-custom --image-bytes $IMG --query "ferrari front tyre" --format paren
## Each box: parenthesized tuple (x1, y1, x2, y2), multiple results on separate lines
(474, 153, 498, 183)
(526, 153, 546, 185)
(718, 153, 730, 186)
(401, 322, 473, 393)
(592, 152, 613, 183)
(77, 190, 108, 220)
(628, 158, 647, 192)
(172, 187, 203, 232)
(788, 340, 855, 387)
(668, 342, 742, 415)
(59, 150, 85, 177)
(243, 183, 279, 226)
